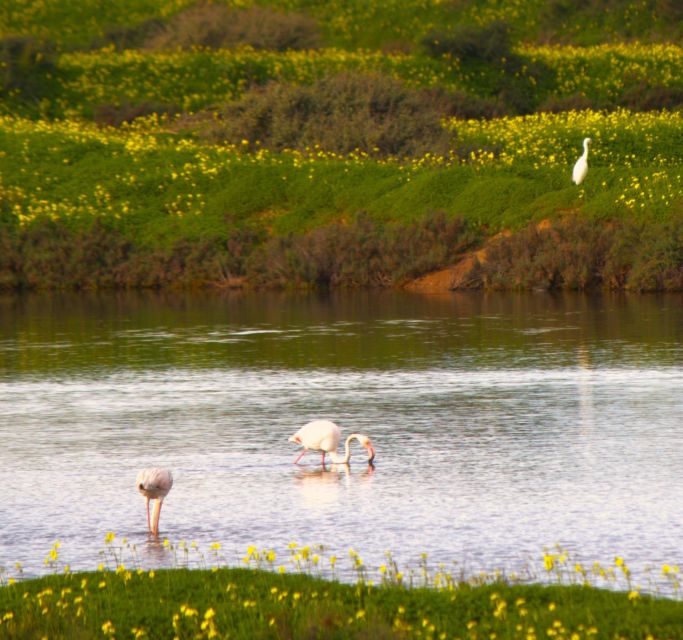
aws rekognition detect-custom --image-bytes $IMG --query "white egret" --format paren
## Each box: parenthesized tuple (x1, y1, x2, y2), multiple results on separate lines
(572, 137, 592, 185)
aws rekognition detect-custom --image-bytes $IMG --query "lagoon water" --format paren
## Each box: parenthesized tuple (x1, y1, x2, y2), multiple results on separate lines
(1, 290, 683, 587)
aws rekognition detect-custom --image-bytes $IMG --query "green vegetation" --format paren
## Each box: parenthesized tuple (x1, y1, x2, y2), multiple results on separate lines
(1, 0, 683, 290)
(3, 540, 683, 639)
(3, 0, 682, 50)
(5, 568, 683, 639)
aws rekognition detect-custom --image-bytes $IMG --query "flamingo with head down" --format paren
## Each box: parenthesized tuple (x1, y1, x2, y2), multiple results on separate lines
(136, 467, 173, 536)
(288, 419, 375, 466)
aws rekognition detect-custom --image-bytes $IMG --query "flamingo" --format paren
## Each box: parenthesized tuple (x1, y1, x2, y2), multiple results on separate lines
(572, 137, 592, 185)
(288, 419, 375, 466)
(136, 467, 173, 536)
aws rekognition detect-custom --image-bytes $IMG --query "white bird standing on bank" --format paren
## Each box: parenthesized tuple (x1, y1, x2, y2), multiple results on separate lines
(289, 419, 376, 466)
(572, 137, 592, 185)
(136, 467, 173, 536)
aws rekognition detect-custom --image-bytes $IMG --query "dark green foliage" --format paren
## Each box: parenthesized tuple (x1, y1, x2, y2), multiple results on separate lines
(5, 214, 683, 292)
(246, 213, 477, 289)
(93, 101, 181, 127)
(0, 214, 476, 291)
(91, 18, 166, 50)
(482, 218, 612, 290)
(143, 3, 321, 51)
(538, 93, 597, 113)
(421, 22, 555, 114)
(481, 217, 683, 291)
(422, 21, 512, 63)
(617, 82, 683, 111)
(612, 220, 683, 291)
(0, 35, 57, 102)
(185, 73, 499, 156)
(539, 0, 683, 43)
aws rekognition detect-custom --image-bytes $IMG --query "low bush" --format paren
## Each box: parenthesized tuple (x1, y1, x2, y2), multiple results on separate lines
(421, 22, 554, 114)
(246, 213, 477, 289)
(482, 218, 612, 290)
(482, 217, 683, 291)
(144, 3, 321, 51)
(0, 35, 57, 103)
(422, 21, 513, 64)
(4, 215, 683, 292)
(617, 81, 683, 111)
(185, 73, 500, 156)
(91, 17, 166, 51)
(93, 101, 181, 127)
(0, 214, 476, 291)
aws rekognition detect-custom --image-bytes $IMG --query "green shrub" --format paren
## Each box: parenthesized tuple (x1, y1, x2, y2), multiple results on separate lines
(93, 101, 181, 127)
(184, 73, 492, 156)
(144, 3, 321, 51)
(246, 213, 477, 289)
(91, 17, 166, 50)
(421, 22, 554, 113)
(617, 81, 683, 111)
(482, 218, 612, 290)
(482, 217, 683, 291)
(0, 35, 56, 103)
(422, 21, 512, 63)
(623, 220, 683, 291)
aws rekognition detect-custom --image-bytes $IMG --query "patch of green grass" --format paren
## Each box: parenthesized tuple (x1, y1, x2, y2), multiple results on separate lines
(3, 0, 680, 51)
(2, 566, 683, 639)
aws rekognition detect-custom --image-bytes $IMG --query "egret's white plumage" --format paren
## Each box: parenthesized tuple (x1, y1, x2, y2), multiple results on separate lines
(288, 419, 375, 466)
(136, 467, 173, 536)
(572, 137, 591, 185)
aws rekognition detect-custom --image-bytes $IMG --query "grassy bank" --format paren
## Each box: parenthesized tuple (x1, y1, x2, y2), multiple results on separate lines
(4, 537, 683, 639)
(2, 564, 683, 639)
(2, 0, 683, 291)
(1, 112, 683, 291)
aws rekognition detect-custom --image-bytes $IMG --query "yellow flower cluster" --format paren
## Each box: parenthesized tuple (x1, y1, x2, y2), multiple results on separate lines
(521, 43, 683, 102)
(446, 108, 683, 169)
(3, 105, 682, 230)
(53, 46, 460, 116)
(2, 538, 683, 640)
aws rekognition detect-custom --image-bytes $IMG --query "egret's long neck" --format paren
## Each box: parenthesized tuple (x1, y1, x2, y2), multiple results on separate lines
(583, 141, 590, 158)
(330, 435, 354, 464)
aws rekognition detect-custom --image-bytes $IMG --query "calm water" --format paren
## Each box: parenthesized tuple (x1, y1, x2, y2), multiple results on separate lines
(1, 290, 683, 587)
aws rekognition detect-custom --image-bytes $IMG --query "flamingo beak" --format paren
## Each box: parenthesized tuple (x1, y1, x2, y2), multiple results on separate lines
(366, 444, 375, 465)
(289, 435, 301, 444)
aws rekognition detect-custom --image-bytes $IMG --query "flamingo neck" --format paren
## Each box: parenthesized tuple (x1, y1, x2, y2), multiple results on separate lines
(330, 435, 354, 464)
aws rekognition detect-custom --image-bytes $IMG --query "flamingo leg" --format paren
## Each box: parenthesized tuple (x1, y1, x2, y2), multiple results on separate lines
(321, 451, 326, 466)
(293, 449, 307, 464)
(145, 497, 152, 533)
(152, 498, 163, 537)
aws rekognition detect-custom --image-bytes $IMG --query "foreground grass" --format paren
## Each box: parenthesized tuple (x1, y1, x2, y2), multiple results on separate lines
(4, 539, 683, 638)
(2, 566, 683, 639)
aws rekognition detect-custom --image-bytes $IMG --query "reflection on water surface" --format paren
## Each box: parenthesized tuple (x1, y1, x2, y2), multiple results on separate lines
(1, 290, 683, 584)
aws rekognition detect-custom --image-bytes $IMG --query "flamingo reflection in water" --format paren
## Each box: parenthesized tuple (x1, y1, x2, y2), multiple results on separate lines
(294, 462, 375, 510)
(136, 467, 173, 536)
(288, 420, 376, 467)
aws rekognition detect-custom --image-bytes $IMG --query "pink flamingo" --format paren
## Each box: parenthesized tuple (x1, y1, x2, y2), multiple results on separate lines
(136, 467, 173, 536)
(288, 420, 376, 466)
